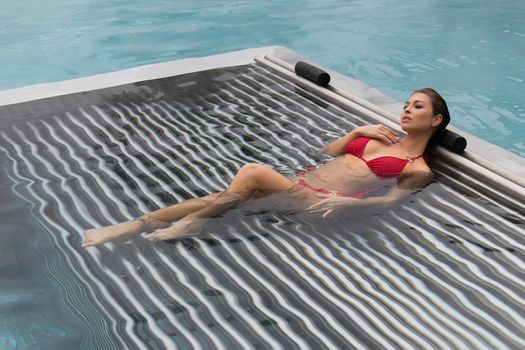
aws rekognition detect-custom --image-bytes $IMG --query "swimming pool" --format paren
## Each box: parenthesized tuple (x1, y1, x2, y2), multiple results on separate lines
(1, 50, 524, 348)
(1, 0, 524, 157)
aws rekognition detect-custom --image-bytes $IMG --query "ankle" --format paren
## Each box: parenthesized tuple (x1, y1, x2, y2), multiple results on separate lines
(132, 217, 148, 232)
(135, 216, 170, 232)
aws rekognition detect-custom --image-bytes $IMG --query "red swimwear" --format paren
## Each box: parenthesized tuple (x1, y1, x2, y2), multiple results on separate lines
(296, 136, 428, 197)
(345, 136, 427, 179)
(296, 176, 375, 198)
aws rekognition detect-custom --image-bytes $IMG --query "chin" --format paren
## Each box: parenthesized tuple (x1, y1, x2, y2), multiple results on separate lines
(400, 124, 411, 133)
(401, 125, 426, 135)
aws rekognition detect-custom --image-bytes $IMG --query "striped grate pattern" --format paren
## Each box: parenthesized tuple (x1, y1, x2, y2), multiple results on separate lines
(0, 64, 524, 349)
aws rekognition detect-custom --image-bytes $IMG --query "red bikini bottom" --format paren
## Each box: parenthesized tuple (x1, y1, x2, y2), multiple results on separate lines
(295, 174, 375, 199)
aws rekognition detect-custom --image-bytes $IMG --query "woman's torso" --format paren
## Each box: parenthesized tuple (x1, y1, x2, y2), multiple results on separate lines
(295, 137, 425, 196)
(300, 154, 383, 194)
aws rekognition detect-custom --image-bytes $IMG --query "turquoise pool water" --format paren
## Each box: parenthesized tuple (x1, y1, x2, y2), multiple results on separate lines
(1, 0, 524, 156)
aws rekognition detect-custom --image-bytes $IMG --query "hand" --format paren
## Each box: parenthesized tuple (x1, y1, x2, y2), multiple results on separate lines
(354, 124, 399, 144)
(306, 196, 355, 217)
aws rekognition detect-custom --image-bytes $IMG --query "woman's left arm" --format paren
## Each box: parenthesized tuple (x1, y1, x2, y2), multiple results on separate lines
(356, 170, 434, 206)
(307, 171, 433, 216)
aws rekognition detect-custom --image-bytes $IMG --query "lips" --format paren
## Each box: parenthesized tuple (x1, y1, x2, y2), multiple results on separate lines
(402, 116, 411, 123)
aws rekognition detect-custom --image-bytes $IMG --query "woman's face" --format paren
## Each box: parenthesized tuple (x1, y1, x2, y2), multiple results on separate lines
(400, 92, 442, 134)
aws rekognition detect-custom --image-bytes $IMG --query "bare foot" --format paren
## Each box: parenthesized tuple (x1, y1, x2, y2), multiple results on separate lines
(144, 218, 205, 241)
(83, 219, 145, 247)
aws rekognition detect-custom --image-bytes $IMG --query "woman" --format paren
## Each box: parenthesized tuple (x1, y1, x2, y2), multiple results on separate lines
(83, 87, 450, 246)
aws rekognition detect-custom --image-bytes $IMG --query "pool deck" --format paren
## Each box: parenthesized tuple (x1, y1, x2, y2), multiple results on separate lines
(1, 45, 524, 181)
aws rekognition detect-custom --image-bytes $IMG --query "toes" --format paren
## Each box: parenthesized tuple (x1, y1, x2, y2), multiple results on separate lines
(144, 232, 159, 241)
(82, 238, 97, 247)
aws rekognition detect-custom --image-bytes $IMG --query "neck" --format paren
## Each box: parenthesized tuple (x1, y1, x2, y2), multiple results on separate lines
(398, 133, 431, 156)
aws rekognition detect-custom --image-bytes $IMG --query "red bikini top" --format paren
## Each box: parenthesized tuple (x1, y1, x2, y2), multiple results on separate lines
(345, 136, 427, 179)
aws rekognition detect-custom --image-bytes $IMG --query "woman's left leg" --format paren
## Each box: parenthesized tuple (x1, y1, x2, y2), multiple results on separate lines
(144, 163, 295, 241)
(82, 192, 224, 247)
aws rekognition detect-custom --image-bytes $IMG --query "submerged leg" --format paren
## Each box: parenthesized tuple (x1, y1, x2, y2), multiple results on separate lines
(82, 192, 222, 247)
(144, 163, 295, 241)
(84, 163, 295, 245)
(143, 191, 251, 241)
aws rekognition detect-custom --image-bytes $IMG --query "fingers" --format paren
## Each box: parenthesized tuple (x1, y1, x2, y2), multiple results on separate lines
(306, 201, 334, 216)
(357, 124, 399, 144)
(306, 197, 331, 210)
(322, 209, 333, 218)
(306, 204, 324, 212)
(306, 205, 332, 216)
(377, 125, 399, 144)
(308, 206, 333, 217)
(306, 203, 325, 212)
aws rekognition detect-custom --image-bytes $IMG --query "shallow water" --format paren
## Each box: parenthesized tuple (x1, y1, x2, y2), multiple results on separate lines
(1, 63, 523, 349)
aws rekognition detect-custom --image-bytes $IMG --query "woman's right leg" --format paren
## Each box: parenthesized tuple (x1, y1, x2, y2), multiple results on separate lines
(142, 192, 223, 225)
(144, 163, 297, 241)
(84, 163, 297, 246)
(82, 192, 223, 247)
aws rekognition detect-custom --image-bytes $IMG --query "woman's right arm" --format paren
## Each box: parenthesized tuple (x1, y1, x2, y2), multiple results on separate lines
(320, 124, 399, 155)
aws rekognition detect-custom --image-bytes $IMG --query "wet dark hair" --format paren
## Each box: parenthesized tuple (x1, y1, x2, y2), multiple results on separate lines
(412, 87, 451, 154)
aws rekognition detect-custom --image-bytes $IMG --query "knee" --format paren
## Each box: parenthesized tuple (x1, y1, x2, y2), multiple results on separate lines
(231, 163, 266, 190)
(237, 163, 265, 177)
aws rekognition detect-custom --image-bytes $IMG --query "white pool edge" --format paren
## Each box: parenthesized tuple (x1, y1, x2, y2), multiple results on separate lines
(1, 45, 524, 183)
(0, 46, 279, 106)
